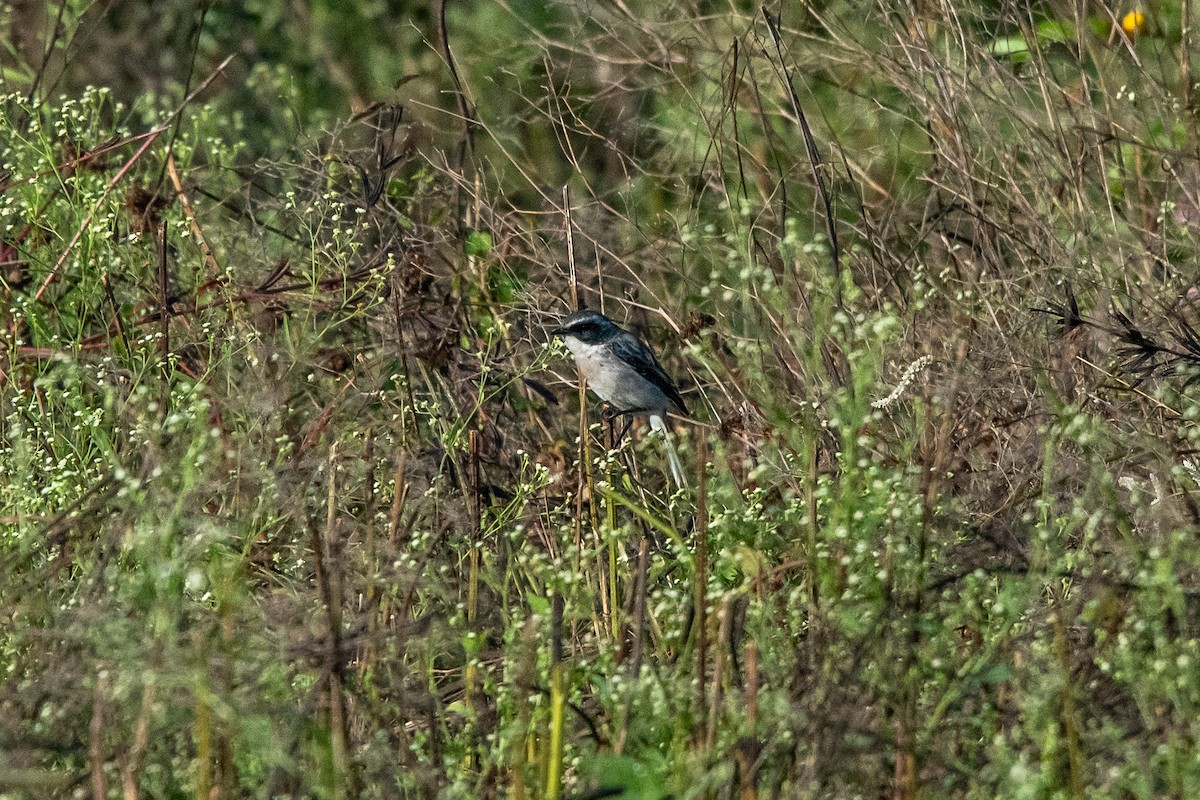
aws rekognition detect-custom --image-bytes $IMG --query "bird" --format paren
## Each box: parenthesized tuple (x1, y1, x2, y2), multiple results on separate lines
(551, 308, 687, 488)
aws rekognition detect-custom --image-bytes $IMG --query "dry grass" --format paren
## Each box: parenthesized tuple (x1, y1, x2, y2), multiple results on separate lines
(3, 1, 1200, 798)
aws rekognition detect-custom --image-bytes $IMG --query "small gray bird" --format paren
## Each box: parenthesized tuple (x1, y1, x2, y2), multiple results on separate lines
(551, 308, 687, 488)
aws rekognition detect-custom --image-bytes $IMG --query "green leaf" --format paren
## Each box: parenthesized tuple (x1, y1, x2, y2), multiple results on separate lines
(989, 35, 1030, 63)
(578, 754, 667, 800)
(464, 230, 493, 257)
(1035, 19, 1074, 43)
(980, 663, 1013, 685)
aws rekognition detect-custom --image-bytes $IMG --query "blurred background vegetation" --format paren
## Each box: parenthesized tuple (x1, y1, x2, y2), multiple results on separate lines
(4, 0, 1200, 798)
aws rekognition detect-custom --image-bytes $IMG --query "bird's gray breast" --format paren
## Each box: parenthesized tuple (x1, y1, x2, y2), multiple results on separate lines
(565, 338, 669, 413)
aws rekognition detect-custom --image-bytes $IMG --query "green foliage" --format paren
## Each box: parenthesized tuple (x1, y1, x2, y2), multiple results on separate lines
(5, 1, 1200, 798)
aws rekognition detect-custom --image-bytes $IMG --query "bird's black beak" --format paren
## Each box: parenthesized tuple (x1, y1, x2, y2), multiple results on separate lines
(549, 326, 565, 338)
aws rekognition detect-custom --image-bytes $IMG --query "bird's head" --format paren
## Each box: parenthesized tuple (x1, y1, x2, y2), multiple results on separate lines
(550, 309, 622, 345)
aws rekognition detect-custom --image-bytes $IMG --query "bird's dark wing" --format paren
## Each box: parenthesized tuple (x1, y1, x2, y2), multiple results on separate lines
(609, 334, 687, 415)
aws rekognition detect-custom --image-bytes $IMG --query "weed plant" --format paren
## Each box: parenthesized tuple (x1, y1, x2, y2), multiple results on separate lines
(4, 2, 1200, 799)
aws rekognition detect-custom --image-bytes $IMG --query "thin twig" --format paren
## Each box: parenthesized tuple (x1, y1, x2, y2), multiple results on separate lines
(761, 6, 842, 306)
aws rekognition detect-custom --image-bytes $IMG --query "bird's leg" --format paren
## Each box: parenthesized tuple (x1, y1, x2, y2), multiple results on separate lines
(603, 407, 617, 451)
(615, 415, 635, 445)
(600, 404, 634, 445)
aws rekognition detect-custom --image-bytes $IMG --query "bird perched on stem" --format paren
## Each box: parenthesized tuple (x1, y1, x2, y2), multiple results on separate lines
(551, 308, 687, 489)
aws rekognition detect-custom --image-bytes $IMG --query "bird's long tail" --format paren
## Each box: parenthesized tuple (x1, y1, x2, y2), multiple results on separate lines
(649, 414, 687, 490)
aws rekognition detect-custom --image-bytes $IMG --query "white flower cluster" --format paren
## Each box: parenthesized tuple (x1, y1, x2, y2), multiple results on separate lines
(871, 355, 932, 410)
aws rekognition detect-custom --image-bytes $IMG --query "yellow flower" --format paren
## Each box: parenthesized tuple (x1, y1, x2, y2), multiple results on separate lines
(1121, 10, 1146, 36)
